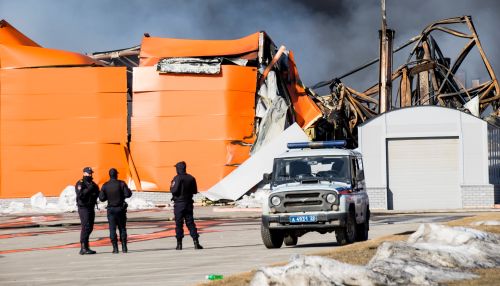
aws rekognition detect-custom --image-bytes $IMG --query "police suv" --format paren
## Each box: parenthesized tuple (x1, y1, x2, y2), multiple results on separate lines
(261, 141, 370, 248)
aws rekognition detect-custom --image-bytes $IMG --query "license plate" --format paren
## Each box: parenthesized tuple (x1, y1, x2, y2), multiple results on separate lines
(289, 215, 317, 223)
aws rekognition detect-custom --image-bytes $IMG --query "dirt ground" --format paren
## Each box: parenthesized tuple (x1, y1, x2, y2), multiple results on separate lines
(199, 212, 500, 286)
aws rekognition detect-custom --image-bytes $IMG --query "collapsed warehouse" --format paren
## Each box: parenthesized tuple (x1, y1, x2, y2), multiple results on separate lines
(0, 15, 498, 205)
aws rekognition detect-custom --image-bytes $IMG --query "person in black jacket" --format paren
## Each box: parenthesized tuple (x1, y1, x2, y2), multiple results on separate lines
(75, 167, 100, 255)
(170, 161, 203, 250)
(99, 168, 132, 253)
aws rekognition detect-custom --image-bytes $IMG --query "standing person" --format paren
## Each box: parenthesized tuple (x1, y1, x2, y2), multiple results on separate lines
(75, 167, 100, 255)
(99, 168, 132, 254)
(170, 161, 203, 250)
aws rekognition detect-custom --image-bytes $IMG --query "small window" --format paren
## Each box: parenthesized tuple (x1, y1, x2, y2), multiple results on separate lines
(356, 157, 365, 180)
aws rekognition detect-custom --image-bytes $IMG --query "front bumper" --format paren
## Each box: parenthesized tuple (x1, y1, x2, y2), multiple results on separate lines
(262, 212, 347, 229)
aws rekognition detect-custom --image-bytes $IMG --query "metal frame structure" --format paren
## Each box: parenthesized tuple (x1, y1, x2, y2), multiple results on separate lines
(310, 16, 500, 146)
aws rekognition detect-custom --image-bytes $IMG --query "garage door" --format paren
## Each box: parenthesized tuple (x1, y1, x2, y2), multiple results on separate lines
(387, 138, 460, 210)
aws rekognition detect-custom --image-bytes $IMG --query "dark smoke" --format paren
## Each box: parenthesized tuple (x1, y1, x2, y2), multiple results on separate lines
(1, 0, 499, 90)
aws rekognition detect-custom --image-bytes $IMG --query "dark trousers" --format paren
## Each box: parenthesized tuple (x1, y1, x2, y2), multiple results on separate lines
(107, 206, 127, 243)
(174, 202, 199, 239)
(78, 207, 95, 243)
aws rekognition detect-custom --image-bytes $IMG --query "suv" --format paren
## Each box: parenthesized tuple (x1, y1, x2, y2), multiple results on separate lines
(261, 141, 370, 248)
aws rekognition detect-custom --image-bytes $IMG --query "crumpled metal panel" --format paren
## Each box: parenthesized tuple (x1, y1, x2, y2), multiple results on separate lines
(139, 32, 260, 66)
(156, 57, 222, 74)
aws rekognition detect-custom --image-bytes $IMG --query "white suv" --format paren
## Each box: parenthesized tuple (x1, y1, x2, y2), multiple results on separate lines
(261, 141, 370, 248)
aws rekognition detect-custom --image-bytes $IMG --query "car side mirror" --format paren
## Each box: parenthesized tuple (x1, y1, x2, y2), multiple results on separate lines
(356, 171, 365, 181)
(263, 173, 272, 184)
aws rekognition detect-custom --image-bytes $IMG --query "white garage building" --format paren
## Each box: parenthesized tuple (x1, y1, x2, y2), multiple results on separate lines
(358, 106, 500, 210)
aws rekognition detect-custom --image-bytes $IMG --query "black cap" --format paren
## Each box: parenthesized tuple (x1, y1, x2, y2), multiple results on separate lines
(83, 167, 94, 174)
(109, 168, 118, 178)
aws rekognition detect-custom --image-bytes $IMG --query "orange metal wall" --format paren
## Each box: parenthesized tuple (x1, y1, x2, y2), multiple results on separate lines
(0, 67, 128, 198)
(131, 65, 257, 191)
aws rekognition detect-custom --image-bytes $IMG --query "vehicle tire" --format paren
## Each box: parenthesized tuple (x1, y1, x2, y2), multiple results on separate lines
(284, 234, 298, 246)
(335, 211, 357, 245)
(355, 209, 369, 241)
(261, 224, 284, 249)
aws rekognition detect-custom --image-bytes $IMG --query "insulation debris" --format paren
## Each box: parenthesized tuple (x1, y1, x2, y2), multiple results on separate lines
(156, 57, 222, 74)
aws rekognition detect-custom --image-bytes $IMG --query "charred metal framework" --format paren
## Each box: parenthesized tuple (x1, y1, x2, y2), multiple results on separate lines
(310, 16, 500, 147)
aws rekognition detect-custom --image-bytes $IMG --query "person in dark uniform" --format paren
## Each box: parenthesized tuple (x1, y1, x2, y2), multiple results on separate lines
(99, 168, 132, 254)
(170, 161, 203, 250)
(75, 167, 100, 255)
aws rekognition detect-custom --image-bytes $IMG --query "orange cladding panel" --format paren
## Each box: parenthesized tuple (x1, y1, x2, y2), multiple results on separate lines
(134, 165, 236, 192)
(0, 66, 128, 198)
(139, 32, 259, 66)
(131, 115, 253, 142)
(130, 141, 251, 167)
(133, 66, 257, 93)
(1, 92, 126, 120)
(2, 117, 126, 145)
(286, 51, 322, 129)
(0, 167, 129, 198)
(1, 144, 127, 171)
(0, 44, 100, 68)
(0, 20, 40, 47)
(0, 67, 126, 94)
(133, 90, 255, 117)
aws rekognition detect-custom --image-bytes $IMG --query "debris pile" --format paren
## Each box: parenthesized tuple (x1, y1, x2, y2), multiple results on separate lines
(235, 188, 269, 208)
(251, 223, 500, 286)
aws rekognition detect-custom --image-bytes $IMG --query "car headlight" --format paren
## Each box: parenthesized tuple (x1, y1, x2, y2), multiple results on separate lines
(326, 193, 336, 203)
(271, 196, 281, 206)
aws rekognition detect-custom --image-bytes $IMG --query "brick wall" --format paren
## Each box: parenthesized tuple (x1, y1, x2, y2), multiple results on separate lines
(366, 187, 387, 210)
(461, 185, 495, 208)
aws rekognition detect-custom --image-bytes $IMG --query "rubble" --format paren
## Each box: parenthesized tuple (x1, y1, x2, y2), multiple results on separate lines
(251, 223, 500, 286)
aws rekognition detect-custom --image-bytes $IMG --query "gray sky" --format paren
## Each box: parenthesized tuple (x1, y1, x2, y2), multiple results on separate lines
(1, 0, 499, 90)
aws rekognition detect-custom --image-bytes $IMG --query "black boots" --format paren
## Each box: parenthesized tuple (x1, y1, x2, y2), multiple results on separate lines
(176, 237, 202, 250)
(79, 242, 97, 255)
(193, 238, 203, 250)
(112, 241, 119, 254)
(121, 240, 128, 253)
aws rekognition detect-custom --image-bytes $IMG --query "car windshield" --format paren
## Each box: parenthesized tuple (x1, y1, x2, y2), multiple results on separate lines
(272, 156, 350, 185)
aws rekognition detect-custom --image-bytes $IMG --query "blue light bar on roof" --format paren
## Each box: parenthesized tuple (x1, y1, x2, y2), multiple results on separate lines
(287, 140, 347, 149)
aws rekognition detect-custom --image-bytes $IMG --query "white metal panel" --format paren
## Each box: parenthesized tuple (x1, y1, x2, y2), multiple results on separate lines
(203, 123, 309, 201)
(388, 138, 461, 210)
(460, 112, 489, 185)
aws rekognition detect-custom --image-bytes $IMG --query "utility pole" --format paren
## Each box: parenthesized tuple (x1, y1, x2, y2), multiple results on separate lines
(378, 0, 395, 113)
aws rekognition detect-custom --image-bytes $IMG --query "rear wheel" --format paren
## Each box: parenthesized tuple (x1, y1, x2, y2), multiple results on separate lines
(284, 234, 298, 246)
(335, 211, 357, 245)
(261, 224, 284, 249)
(355, 209, 370, 241)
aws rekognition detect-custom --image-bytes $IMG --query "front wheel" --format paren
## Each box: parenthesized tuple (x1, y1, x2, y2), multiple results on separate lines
(335, 211, 357, 245)
(356, 209, 370, 241)
(261, 224, 284, 249)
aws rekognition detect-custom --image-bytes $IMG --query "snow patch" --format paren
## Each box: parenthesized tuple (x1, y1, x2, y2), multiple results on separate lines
(252, 224, 500, 286)
(472, 220, 500, 226)
(56, 186, 77, 212)
(2, 202, 26, 214)
(30, 192, 48, 209)
(235, 188, 269, 208)
(125, 197, 155, 210)
(251, 255, 374, 286)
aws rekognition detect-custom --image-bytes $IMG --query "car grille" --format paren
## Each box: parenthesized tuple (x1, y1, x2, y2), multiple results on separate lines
(273, 190, 334, 213)
(285, 193, 320, 199)
(284, 200, 323, 207)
